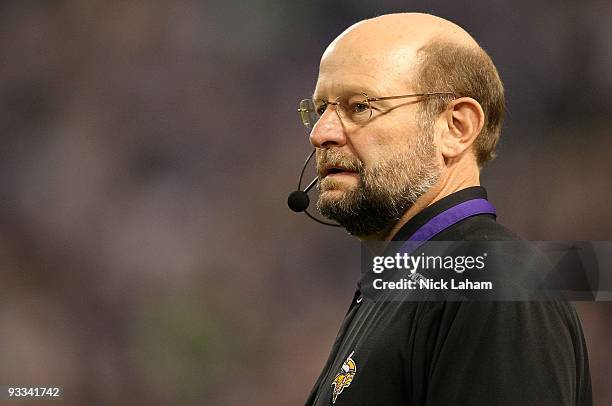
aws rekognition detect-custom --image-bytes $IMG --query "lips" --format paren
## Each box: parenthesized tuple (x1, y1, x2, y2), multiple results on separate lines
(322, 164, 358, 178)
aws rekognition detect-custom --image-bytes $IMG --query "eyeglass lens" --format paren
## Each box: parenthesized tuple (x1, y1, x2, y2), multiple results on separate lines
(298, 94, 371, 130)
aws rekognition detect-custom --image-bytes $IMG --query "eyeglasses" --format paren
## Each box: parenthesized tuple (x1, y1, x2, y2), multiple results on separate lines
(297, 92, 456, 130)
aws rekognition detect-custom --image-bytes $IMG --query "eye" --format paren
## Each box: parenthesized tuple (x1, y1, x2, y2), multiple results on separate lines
(314, 101, 327, 115)
(350, 102, 370, 114)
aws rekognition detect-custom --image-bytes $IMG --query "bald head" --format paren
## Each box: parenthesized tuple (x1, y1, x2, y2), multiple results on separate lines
(325, 13, 479, 58)
(315, 12, 504, 167)
(321, 13, 479, 82)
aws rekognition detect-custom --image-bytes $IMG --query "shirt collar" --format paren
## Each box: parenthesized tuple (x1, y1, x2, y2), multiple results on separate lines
(391, 186, 489, 242)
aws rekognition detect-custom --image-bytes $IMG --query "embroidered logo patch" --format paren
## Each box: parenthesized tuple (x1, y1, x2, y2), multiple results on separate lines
(331, 350, 356, 404)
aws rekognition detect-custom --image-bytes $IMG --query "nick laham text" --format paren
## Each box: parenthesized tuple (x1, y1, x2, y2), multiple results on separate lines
(373, 278, 493, 291)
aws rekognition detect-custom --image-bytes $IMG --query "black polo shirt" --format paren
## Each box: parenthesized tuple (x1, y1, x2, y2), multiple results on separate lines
(305, 187, 592, 406)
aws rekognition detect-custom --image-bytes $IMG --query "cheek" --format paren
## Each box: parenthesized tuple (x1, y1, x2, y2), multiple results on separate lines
(371, 130, 415, 160)
(350, 118, 421, 166)
(353, 127, 396, 160)
(350, 140, 378, 168)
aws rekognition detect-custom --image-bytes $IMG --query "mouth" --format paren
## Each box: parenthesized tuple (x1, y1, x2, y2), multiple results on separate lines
(322, 165, 359, 178)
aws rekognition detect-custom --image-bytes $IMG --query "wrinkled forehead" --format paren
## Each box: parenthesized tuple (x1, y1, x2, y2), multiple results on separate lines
(314, 41, 420, 99)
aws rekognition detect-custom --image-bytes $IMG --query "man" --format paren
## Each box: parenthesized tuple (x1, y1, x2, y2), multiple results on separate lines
(299, 13, 592, 405)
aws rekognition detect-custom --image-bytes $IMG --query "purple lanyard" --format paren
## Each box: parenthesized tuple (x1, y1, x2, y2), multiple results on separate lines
(399, 198, 496, 253)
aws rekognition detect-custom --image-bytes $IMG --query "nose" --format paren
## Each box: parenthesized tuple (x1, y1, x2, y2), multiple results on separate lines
(309, 106, 347, 149)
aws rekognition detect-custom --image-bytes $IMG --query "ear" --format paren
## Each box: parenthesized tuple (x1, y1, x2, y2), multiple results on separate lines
(437, 97, 484, 162)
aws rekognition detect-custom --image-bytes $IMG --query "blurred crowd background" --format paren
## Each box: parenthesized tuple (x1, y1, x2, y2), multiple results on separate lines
(0, 0, 610, 404)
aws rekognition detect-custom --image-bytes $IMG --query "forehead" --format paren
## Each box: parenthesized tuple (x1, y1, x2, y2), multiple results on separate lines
(313, 42, 419, 99)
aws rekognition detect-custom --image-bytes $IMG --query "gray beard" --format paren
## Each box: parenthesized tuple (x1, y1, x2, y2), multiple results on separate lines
(316, 135, 440, 237)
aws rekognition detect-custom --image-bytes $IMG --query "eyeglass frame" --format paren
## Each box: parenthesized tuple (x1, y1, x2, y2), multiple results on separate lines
(298, 91, 458, 130)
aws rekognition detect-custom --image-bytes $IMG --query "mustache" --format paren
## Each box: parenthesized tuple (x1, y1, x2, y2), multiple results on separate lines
(316, 149, 364, 178)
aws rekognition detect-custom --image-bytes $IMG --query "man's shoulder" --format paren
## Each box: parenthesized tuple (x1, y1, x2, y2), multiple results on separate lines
(417, 300, 584, 352)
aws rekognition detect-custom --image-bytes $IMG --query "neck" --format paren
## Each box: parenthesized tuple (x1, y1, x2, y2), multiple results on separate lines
(360, 159, 481, 242)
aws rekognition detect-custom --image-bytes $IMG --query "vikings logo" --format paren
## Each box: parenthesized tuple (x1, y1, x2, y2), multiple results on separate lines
(331, 350, 356, 404)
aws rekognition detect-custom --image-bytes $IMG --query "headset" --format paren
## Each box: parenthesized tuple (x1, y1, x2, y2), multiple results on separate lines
(286, 149, 341, 227)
